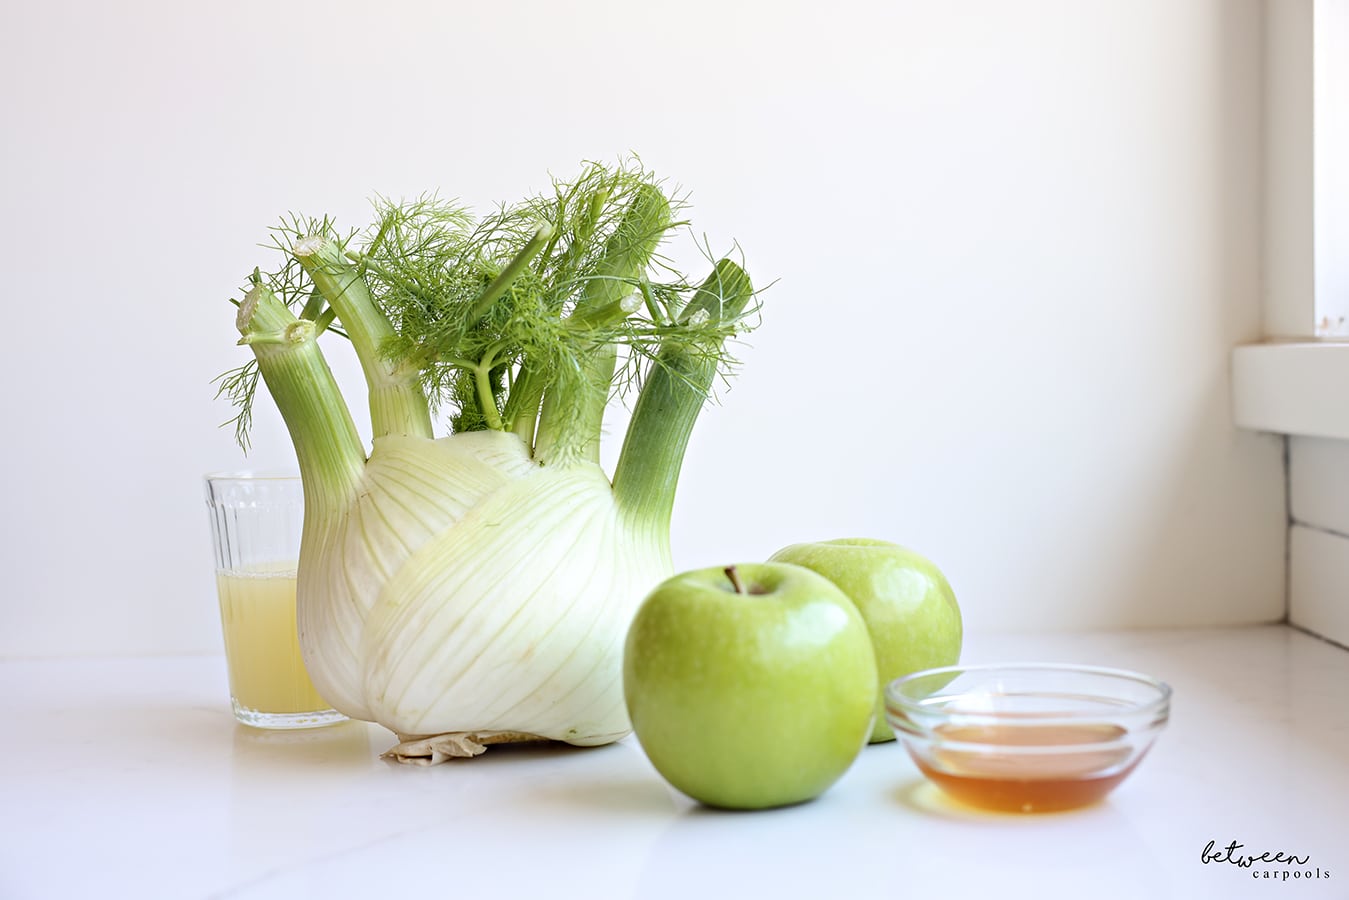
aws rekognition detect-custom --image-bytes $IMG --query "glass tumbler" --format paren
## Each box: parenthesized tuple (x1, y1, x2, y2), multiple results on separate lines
(204, 474, 345, 729)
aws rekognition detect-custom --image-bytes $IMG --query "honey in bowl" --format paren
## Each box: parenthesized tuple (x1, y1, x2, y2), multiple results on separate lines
(885, 664, 1171, 814)
(909, 722, 1140, 813)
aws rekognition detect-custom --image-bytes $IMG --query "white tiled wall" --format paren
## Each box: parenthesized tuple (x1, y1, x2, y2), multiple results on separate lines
(1289, 437, 1349, 645)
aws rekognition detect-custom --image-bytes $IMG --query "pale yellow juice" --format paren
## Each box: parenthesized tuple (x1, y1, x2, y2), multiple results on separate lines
(215, 566, 329, 714)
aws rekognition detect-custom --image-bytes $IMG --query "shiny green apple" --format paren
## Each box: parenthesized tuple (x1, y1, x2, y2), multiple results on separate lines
(623, 562, 877, 810)
(768, 538, 962, 743)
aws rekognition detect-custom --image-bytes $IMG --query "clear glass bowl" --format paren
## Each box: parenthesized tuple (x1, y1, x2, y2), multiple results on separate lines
(884, 663, 1171, 813)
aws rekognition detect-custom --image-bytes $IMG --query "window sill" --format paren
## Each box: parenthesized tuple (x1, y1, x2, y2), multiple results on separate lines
(1232, 341, 1349, 439)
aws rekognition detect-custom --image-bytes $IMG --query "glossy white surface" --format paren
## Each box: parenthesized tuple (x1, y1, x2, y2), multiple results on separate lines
(2, 626, 1345, 900)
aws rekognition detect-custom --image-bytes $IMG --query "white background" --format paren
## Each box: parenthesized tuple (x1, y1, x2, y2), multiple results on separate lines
(0, 0, 1286, 658)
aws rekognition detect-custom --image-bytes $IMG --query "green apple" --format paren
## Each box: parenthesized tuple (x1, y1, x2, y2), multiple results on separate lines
(768, 538, 961, 743)
(623, 562, 877, 810)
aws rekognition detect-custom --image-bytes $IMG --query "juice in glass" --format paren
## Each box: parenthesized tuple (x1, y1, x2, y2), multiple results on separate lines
(205, 473, 344, 729)
(215, 565, 333, 720)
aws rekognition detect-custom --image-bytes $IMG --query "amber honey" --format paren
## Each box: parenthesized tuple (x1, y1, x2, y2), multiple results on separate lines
(909, 722, 1141, 813)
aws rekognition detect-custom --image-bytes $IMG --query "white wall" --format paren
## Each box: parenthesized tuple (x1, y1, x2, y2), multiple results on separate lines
(1289, 437, 1349, 645)
(0, 0, 1285, 658)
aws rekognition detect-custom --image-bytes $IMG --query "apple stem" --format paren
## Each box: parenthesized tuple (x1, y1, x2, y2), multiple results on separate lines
(724, 565, 746, 595)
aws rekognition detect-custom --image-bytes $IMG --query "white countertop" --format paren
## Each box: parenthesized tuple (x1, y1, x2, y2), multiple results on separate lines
(2, 625, 1346, 900)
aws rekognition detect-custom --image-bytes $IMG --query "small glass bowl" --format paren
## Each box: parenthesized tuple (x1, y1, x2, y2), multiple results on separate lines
(884, 663, 1171, 813)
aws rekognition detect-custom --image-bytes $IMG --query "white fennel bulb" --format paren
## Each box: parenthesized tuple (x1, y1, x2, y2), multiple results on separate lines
(220, 162, 757, 762)
(309, 431, 670, 748)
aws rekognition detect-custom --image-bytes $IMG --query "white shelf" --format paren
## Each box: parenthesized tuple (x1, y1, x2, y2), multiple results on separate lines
(1, 626, 1345, 899)
(1232, 342, 1349, 440)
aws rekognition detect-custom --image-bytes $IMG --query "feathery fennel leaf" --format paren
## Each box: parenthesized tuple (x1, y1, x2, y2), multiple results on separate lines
(219, 159, 757, 453)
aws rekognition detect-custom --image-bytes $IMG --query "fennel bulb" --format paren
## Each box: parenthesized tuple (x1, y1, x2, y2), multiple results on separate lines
(220, 162, 757, 762)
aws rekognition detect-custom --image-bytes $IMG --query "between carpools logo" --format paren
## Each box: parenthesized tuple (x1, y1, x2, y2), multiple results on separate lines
(1201, 840, 1331, 883)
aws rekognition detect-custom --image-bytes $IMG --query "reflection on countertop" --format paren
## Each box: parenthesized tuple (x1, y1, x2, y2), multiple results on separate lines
(0, 625, 1344, 900)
